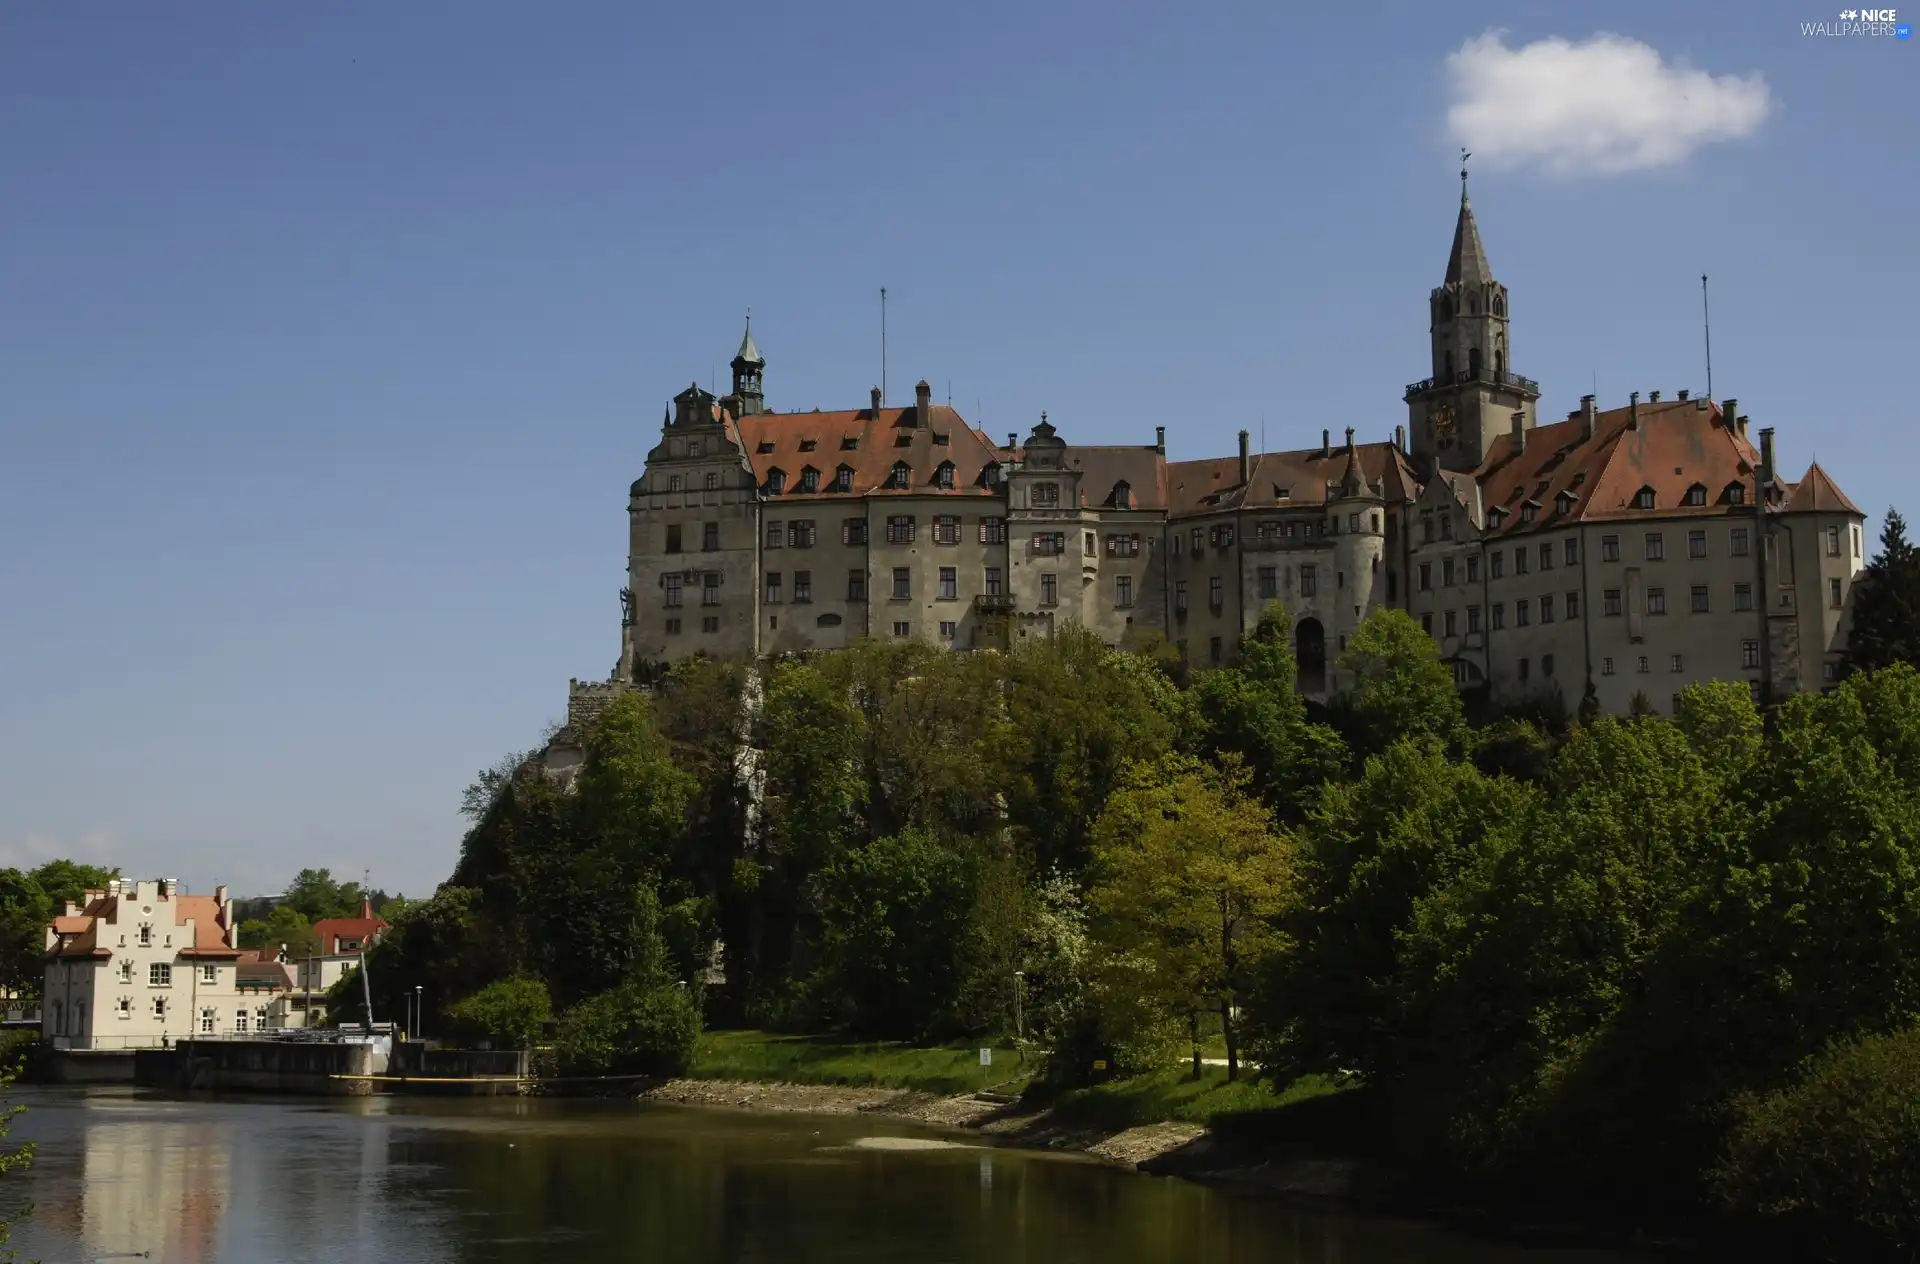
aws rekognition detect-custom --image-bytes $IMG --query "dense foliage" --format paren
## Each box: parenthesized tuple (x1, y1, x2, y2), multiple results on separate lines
(0, 860, 119, 1004)
(1846, 509, 1920, 674)
(388, 587, 1920, 1250)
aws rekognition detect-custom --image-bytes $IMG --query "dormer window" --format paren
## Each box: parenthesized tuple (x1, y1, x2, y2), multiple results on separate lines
(935, 461, 956, 490)
(1031, 482, 1060, 508)
(1634, 486, 1656, 510)
(933, 432, 950, 447)
(1488, 505, 1508, 526)
(840, 436, 859, 450)
(1274, 486, 1290, 501)
(835, 465, 854, 492)
(1725, 483, 1747, 505)
(800, 467, 820, 493)
(1520, 502, 1538, 524)
(766, 468, 787, 495)
(1683, 483, 1707, 507)
(1556, 489, 1577, 513)
(982, 462, 1001, 487)
(799, 439, 818, 452)
(756, 441, 775, 455)
(1112, 480, 1132, 509)
(888, 461, 912, 489)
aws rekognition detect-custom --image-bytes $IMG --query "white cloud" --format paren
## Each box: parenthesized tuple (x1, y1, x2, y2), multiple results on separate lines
(1445, 31, 1771, 176)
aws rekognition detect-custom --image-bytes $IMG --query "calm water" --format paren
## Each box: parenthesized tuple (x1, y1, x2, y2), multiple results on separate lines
(2, 1086, 1642, 1264)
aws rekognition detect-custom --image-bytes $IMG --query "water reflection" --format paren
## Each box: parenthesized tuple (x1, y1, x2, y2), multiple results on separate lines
(7, 1089, 1639, 1264)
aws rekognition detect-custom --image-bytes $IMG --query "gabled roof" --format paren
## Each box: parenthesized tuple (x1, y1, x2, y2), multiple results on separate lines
(1783, 462, 1863, 516)
(1054, 446, 1170, 511)
(310, 904, 389, 957)
(45, 891, 240, 960)
(1166, 441, 1417, 518)
(730, 405, 1008, 501)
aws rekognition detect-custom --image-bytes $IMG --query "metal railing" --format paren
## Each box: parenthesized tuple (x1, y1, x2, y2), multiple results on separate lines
(1405, 368, 1540, 395)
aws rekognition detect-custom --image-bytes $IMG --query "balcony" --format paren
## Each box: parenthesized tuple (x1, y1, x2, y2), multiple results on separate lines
(1404, 368, 1540, 397)
(974, 593, 1016, 613)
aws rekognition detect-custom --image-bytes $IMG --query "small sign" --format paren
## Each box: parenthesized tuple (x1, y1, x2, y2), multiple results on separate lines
(1093, 1060, 1107, 1071)
(979, 1047, 992, 1067)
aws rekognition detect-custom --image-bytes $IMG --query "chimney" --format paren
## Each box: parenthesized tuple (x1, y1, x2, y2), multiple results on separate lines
(215, 884, 228, 906)
(870, 386, 882, 415)
(1238, 430, 1252, 485)
(1394, 423, 1405, 451)
(1759, 426, 1776, 500)
(107, 877, 122, 898)
(1677, 389, 1690, 402)
(1321, 429, 1330, 458)
(1724, 398, 1740, 439)
(1154, 426, 1165, 455)
(1650, 390, 1662, 403)
(1511, 411, 1526, 453)
(1628, 391, 1641, 431)
(1007, 431, 1017, 451)
(160, 878, 176, 899)
(1580, 394, 1596, 440)
(914, 379, 931, 429)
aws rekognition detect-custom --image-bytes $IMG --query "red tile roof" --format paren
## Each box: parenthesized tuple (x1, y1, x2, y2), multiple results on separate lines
(1166, 442, 1417, 517)
(45, 891, 239, 960)
(1783, 461, 1863, 516)
(311, 904, 388, 956)
(728, 406, 1010, 501)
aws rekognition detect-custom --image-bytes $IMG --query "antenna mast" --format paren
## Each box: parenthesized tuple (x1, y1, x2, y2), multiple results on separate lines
(880, 286, 888, 407)
(1701, 274, 1714, 401)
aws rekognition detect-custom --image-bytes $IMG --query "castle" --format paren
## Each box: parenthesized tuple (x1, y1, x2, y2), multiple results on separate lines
(591, 177, 1864, 719)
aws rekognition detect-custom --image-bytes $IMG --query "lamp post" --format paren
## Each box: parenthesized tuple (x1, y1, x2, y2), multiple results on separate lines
(1013, 971, 1025, 1043)
(414, 986, 424, 1043)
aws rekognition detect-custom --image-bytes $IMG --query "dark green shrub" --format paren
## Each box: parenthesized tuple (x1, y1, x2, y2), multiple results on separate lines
(442, 975, 552, 1048)
(1714, 1026, 1920, 1256)
(553, 981, 699, 1078)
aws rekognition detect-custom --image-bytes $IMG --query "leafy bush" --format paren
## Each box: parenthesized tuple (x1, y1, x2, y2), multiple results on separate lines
(443, 975, 552, 1048)
(1713, 1026, 1920, 1256)
(554, 980, 700, 1078)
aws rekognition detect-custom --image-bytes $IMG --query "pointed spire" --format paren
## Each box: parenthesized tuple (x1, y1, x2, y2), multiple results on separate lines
(1338, 427, 1366, 497)
(1445, 151, 1492, 286)
(734, 308, 763, 366)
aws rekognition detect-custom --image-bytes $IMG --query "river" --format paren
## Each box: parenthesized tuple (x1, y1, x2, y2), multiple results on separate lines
(2, 1086, 1642, 1263)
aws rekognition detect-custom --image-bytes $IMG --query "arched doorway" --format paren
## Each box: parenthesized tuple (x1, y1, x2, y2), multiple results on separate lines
(1295, 618, 1327, 694)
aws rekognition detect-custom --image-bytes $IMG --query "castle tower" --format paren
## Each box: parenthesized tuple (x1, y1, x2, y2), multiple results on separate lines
(1405, 163, 1538, 472)
(730, 313, 766, 417)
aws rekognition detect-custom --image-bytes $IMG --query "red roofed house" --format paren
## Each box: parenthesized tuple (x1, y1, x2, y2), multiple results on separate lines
(43, 878, 243, 1049)
(580, 174, 1863, 720)
(290, 900, 390, 1025)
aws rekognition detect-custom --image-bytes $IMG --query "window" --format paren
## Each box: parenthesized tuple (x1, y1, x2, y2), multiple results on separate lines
(1190, 528, 1204, 555)
(664, 617, 681, 635)
(793, 571, 811, 603)
(1726, 483, 1746, 506)
(980, 517, 1007, 544)
(1491, 602, 1506, 629)
(1421, 612, 1433, 635)
(1645, 532, 1664, 561)
(1209, 576, 1225, 609)
(1823, 661, 1840, 683)
(152, 997, 167, 1019)
(705, 472, 720, 491)
(1634, 487, 1656, 510)
(1031, 482, 1060, 508)
(892, 621, 910, 637)
(1542, 653, 1555, 678)
(1419, 562, 1432, 591)
(703, 522, 720, 551)
(985, 567, 1003, 596)
(1826, 525, 1841, 557)
(843, 519, 868, 545)
(1468, 604, 1482, 633)
(1440, 557, 1454, 587)
(1742, 639, 1760, 668)
(934, 515, 961, 545)
(1831, 577, 1843, 609)
(1540, 593, 1555, 623)
(1518, 657, 1530, 682)
(1421, 514, 1433, 544)
(1116, 575, 1134, 607)
(886, 516, 916, 544)
(835, 466, 854, 492)
(702, 574, 721, 605)
(149, 963, 171, 987)
(1439, 514, 1453, 541)
(201, 964, 218, 984)
(1564, 537, 1579, 565)
(1467, 554, 1481, 582)
(200, 1007, 215, 1034)
(788, 521, 816, 548)
(668, 474, 683, 493)
(118, 959, 133, 983)
(891, 568, 911, 600)
(1031, 532, 1063, 556)
(936, 462, 955, 490)
(765, 573, 782, 603)
(1041, 573, 1059, 605)
(1516, 598, 1530, 626)
(889, 461, 912, 489)
(1257, 566, 1277, 599)
(236, 1010, 249, 1033)
(1690, 584, 1709, 614)
(1638, 655, 1650, 674)
(1602, 534, 1620, 562)
(1559, 590, 1576, 618)
(138, 924, 153, 947)
(1730, 527, 1750, 557)
(702, 615, 719, 634)
(1209, 636, 1223, 666)
(766, 469, 786, 495)
(1084, 531, 1097, 557)
(1300, 564, 1318, 597)
(1687, 529, 1707, 559)
(1854, 526, 1863, 559)
(938, 567, 958, 600)
(1648, 587, 1667, 615)
(686, 440, 704, 458)
(939, 620, 957, 639)
(1670, 653, 1685, 673)
(1174, 580, 1189, 615)
(1539, 543, 1554, 571)
(1444, 610, 1458, 637)
(1602, 656, 1615, 676)
(1514, 547, 1529, 576)
(1684, 484, 1707, 507)
(1105, 534, 1141, 557)
(765, 521, 784, 548)
(848, 571, 867, 602)
(1734, 582, 1753, 611)
(1490, 552, 1505, 579)
(117, 997, 131, 1018)
(665, 524, 683, 553)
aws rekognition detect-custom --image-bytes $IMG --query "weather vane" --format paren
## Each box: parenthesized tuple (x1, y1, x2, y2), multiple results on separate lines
(1460, 147, 1472, 196)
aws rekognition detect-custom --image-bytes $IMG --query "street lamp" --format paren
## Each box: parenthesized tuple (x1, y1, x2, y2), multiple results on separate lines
(414, 986, 424, 1042)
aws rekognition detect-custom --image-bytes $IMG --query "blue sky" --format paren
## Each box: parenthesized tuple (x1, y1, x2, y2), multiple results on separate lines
(2, 1, 1913, 896)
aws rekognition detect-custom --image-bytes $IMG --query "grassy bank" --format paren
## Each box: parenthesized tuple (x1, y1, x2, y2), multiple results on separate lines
(692, 1029, 1035, 1096)
(1040, 1066, 1349, 1131)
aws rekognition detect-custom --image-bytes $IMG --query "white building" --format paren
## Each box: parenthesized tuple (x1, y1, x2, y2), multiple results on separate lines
(43, 878, 244, 1049)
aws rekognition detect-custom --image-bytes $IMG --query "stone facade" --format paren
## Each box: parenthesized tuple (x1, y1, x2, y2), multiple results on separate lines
(592, 185, 1864, 717)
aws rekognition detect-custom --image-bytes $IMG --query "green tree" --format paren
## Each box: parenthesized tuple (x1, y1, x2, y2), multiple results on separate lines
(236, 905, 317, 959)
(443, 975, 553, 1048)
(1089, 754, 1293, 1080)
(0, 873, 50, 1005)
(553, 978, 700, 1078)
(1193, 602, 1347, 818)
(1335, 608, 1464, 758)
(1845, 509, 1920, 674)
(281, 868, 363, 922)
(29, 860, 117, 911)
(0, 1057, 34, 1257)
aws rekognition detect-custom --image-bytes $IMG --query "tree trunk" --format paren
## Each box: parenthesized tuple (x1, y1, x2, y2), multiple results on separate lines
(1188, 1009, 1202, 1080)
(1220, 997, 1238, 1081)
(1219, 895, 1238, 1081)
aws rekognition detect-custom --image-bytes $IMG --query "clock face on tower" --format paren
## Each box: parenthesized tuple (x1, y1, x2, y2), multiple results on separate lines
(1432, 403, 1457, 438)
